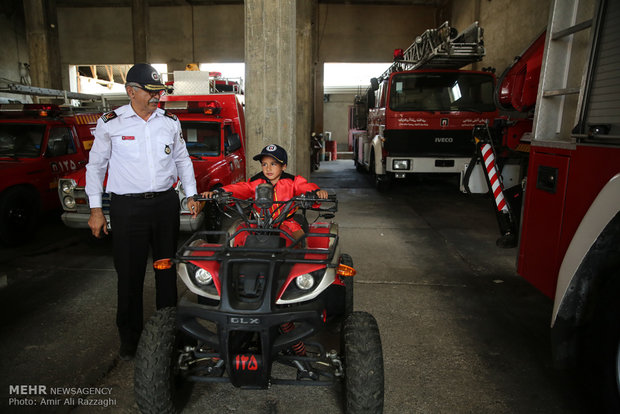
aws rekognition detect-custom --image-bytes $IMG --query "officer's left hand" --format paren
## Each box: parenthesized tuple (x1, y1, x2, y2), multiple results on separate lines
(187, 197, 202, 218)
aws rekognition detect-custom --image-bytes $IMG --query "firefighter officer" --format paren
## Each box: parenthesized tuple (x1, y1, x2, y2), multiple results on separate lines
(85, 63, 202, 360)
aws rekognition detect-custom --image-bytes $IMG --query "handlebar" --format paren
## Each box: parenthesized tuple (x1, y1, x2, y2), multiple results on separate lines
(195, 190, 338, 229)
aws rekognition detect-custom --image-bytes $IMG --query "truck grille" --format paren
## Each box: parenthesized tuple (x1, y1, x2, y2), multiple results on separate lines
(384, 129, 476, 157)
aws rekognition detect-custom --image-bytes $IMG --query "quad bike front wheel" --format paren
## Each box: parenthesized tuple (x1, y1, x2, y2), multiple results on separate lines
(134, 307, 192, 414)
(342, 311, 384, 414)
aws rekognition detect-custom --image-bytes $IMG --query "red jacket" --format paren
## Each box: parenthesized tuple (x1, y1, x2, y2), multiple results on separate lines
(222, 171, 319, 222)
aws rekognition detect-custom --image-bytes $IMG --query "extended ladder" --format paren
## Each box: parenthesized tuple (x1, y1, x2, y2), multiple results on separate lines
(378, 21, 486, 81)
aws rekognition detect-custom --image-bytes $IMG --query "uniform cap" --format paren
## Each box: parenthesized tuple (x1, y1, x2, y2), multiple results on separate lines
(126, 63, 166, 91)
(253, 144, 288, 165)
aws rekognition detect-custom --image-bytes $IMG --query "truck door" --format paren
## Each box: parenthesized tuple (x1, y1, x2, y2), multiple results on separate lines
(45, 125, 85, 204)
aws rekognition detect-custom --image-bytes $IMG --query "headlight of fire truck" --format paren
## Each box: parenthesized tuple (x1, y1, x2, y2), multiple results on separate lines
(176, 182, 190, 212)
(392, 159, 411, 170)
(59, 179, 77, 211)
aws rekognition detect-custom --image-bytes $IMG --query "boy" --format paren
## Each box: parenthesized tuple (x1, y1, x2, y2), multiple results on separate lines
(202, 144, 328, 242)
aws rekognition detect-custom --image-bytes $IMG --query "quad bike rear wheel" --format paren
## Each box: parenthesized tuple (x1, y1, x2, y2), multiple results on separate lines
(342, 311, 384, 413)
(134, 307, 192, 414)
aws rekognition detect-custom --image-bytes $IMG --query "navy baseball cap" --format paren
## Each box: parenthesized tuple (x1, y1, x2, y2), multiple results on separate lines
(253, 144, 288, 165)
(126, 63, 166, 91)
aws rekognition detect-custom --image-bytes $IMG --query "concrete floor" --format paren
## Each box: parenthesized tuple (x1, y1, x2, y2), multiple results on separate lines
(0, 160, 588, 413)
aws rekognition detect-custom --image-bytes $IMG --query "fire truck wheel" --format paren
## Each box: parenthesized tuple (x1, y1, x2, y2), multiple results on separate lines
(340, 254, 354, 316)
(342, 311, 384, 414)
(582, 272, 620, 413)
(0, 187, 39, 245)
(134, 307, 193, 414)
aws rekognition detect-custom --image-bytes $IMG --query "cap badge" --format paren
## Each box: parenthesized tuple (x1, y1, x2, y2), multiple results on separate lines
(152, 72, 159, 81)
(266, 144, 277, 151)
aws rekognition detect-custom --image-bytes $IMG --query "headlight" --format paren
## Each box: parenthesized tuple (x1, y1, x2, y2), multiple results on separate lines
(195, 268, 213, 285)
(63, 196, 76, 209)
(295, 273, 315, 290)
(181, 197, 188, 212)
(61, 179, 76, 194)
(392, 159, 410, 170)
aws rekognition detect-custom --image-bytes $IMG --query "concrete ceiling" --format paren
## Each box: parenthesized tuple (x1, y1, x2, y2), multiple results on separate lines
(55, 0, 446, 7)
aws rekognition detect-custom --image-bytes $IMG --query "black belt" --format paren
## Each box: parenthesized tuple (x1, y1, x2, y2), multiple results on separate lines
(114, 188, 174, 199)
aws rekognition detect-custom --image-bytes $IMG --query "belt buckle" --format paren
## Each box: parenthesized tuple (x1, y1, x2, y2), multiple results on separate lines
(144, 192, 155, 199)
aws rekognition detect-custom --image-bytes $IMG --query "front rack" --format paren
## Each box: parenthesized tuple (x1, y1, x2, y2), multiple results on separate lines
(177, 228, 339, 265)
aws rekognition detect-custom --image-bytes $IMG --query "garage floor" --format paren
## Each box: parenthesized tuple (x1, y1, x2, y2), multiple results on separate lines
(0, 160, 588, 413)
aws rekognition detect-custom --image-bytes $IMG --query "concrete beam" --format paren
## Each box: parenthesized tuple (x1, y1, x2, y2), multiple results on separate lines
(132, 0, 149, 63)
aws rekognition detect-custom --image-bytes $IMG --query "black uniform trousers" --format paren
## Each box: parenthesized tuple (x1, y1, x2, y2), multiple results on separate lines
(109, 189, 179, 348)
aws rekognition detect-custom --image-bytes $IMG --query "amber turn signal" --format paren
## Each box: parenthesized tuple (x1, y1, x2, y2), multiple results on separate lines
(336, 264, 356, 277)
(153, 258, 174, 270)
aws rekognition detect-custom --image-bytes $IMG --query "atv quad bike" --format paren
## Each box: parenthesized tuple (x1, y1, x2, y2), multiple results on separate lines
(134, 184, 384, 414)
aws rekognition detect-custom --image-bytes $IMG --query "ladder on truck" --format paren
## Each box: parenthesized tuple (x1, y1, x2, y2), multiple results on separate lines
(533, 0, 605, 144)
(378, 21, 486, 82)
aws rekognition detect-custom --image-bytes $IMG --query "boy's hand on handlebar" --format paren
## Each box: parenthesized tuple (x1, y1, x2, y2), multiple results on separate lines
(316, 190, 329, 199)
(201, 191, 215, 199)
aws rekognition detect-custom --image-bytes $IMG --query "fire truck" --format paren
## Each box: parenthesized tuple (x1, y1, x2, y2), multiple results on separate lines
(351, 21, 497, 191)
(469, 0, 619, 409)
(59, 70, 246, 233)
(0, 101, 101, 244)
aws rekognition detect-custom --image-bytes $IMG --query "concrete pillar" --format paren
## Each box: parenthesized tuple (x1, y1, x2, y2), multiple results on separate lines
(313, 61, 324, 138)
(295, 0, 316, 178)
(245, 0, 314, 177)
(132, 0, 148, 63)
(23, 0, 61, 90)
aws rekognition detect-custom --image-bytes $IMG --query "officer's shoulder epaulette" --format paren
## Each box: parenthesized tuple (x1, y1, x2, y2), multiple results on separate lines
(164, 110, 178, 121)
(100, 111, 118, 123)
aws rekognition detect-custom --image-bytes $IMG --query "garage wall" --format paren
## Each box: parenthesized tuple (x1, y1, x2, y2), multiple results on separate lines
(0, 8, 30, 102)
(451, 0, 551, 73)
(324, 93, 356, 152)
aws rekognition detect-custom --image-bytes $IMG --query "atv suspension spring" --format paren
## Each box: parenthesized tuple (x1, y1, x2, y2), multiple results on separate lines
(280, 322, 306, 356)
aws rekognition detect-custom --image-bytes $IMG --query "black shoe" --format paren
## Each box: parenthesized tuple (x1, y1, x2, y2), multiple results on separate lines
(119, 342, 137, 360)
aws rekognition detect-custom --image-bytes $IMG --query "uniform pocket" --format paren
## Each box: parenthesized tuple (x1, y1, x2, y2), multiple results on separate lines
(112, 135, 140, 161)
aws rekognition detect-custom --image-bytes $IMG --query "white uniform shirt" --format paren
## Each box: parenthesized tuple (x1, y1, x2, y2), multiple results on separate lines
(85, 104, 198, 208)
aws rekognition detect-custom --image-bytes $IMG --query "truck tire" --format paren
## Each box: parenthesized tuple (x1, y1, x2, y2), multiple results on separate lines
(340, 254, 354, 316)
(370, 152, 390, 192)
(0, 187, 39, 245)
(134, 307, 192, 414)
(342, 311, 384, 414)
(582, 271, 620, 413)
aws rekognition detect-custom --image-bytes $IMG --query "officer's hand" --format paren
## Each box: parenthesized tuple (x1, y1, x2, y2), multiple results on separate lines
(187, 197, 202, 219)
(201, 191, 215, 199)
(88, 208, 108, 238)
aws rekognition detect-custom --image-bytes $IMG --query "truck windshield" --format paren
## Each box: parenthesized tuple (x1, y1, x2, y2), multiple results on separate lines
(0, 124, 46, 158)
(389, 72, 495, 113)
(181, 121, 221, 157)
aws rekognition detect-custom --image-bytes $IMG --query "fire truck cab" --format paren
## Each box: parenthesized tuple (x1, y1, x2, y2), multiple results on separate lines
(352, 22, 497, 191)
(0, 104, 99, 244)
(59, 70, 246, 233)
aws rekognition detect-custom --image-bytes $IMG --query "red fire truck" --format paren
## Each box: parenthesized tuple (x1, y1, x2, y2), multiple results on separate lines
(351, 21, 497, 191)
(0, 103, 100, 244)
(470, 0, 619, 409)
(58, 70, 246, 233)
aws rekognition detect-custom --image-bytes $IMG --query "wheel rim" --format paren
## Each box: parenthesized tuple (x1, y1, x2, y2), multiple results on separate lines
(616, 339, 620, 396)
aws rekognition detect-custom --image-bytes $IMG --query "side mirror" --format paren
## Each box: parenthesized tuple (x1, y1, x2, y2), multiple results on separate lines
(366, 88, 376, 109)
(370, 77, 380, 91)
(225, 133, 241, 154)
